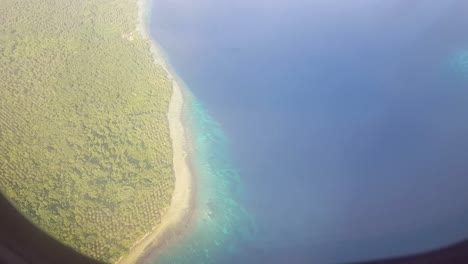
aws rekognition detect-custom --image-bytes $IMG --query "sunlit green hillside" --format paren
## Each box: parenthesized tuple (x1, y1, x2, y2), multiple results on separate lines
(0, 0, 174, 262)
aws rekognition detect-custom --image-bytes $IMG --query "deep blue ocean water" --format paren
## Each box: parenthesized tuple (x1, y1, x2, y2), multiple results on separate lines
(146, 0, 468, 263)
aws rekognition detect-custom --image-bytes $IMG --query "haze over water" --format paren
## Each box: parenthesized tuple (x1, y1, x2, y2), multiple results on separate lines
(148, 0, 468, 263)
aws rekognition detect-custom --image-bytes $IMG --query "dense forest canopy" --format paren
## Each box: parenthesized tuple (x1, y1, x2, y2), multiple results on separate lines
(0, 0, 174, 262)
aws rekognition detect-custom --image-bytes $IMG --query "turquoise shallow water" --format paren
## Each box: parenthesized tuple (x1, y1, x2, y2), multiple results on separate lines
(450, 50, 468, 77)
(145, 95, 255, 264)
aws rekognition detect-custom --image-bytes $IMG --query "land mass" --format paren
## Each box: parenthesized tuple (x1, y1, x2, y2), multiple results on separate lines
(0, 0, 191, 262)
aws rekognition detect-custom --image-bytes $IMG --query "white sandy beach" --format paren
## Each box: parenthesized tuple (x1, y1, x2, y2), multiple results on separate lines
(116, 0, 194, 263)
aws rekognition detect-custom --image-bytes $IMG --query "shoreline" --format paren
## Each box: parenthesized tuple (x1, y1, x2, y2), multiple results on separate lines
(116, 0, 196, 263)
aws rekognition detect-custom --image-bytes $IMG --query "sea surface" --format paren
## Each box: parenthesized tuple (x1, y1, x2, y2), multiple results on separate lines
(146, 0, 468, 263)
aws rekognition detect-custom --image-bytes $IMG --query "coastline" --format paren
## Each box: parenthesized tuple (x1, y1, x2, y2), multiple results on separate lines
(116, 0, 196, 263)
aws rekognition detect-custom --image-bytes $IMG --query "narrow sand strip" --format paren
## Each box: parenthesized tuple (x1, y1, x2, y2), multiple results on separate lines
(116, 0, 194, 263)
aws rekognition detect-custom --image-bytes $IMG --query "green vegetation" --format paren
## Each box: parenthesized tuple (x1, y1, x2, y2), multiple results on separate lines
(0, 0, 174, 262)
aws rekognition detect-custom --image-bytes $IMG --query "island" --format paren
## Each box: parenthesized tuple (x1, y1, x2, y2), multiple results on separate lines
(0, 0, 193, 263)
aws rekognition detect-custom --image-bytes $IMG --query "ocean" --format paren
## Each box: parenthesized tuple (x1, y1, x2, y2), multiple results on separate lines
(145, 0, 468, 263)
